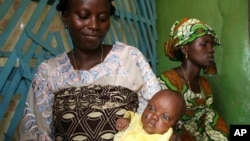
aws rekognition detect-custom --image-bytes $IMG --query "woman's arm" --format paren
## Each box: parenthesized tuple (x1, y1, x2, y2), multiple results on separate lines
(19, 61, 54, 141)
(131, 47, 161, 113)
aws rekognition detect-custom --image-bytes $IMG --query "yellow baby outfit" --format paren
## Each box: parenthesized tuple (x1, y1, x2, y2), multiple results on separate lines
(113, 111, 173, 141)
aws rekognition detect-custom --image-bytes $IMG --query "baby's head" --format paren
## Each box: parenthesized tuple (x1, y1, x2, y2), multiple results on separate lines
(141, 89, 186, 134)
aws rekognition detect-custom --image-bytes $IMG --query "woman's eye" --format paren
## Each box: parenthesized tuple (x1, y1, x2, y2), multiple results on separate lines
(211, 42, 217, 47)
(79, 15, 88, 19)
(200, 42, 206, 47)
(99, 15, 109, 22)
(200, 41, 216, 48)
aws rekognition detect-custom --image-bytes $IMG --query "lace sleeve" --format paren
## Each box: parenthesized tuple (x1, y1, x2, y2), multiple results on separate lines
(19, 60, 54, 141)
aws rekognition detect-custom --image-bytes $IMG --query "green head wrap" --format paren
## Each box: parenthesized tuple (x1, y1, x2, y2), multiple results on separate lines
(165, 17, 220, 75)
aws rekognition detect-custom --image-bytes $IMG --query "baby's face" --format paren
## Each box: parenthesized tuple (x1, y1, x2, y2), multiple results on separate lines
(141, 91, 180, 134)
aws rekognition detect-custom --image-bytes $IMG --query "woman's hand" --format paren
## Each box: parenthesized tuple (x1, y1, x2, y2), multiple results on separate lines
(170, 132, 181, 141)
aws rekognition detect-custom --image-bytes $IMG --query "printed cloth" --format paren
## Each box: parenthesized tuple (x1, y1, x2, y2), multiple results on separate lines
(53, 85, 138, 140)
(19, 41, 161, 140)
(159, 70, 229, 141)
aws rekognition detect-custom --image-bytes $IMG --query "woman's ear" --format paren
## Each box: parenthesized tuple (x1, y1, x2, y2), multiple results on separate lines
(180, 45, 188, 54)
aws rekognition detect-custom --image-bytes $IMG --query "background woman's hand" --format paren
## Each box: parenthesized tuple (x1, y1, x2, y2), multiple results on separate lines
(170, 132, 181, 141)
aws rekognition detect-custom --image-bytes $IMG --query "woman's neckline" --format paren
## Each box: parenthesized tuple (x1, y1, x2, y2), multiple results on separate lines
(174, 69, 203, 94)
(67, 44, 114, 71)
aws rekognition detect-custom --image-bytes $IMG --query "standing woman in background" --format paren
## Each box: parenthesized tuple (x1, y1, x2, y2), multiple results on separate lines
(19, 0, 161, 140)
(159, 18, 229, 141)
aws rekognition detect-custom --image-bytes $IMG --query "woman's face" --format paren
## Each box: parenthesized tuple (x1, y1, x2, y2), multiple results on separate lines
(63, 0, 111, 50)
(186, 35, 216, 67)
(141, 92, 180, 134)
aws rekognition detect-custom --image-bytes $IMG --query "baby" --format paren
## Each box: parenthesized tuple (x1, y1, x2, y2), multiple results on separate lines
(114, 89, 186, 141)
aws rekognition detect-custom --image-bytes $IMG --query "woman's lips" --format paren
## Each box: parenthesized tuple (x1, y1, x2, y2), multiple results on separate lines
(208, 56, 214, 61)
(85, 35, 99, 40)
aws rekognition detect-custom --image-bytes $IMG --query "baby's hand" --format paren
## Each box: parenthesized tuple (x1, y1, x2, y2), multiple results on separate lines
(115, 117, 130, 131)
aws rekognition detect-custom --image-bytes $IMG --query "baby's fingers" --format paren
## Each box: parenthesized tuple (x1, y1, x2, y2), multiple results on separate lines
(115, 118, 128, 131)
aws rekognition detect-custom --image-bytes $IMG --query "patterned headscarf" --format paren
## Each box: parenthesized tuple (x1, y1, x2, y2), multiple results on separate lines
(165, 17, 220, 75)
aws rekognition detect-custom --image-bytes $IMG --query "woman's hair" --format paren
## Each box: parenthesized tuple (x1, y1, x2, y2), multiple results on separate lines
(172, 48, 184, 61)
(56, 0, 116, 16)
